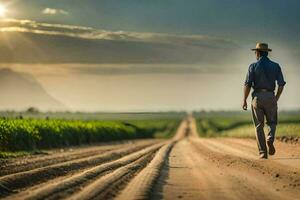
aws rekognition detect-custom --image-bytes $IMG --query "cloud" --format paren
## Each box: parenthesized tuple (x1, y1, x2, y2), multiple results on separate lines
(0, 19, 237, 47)
(0, 19, 240, 65)
(42, 8, 69, 15)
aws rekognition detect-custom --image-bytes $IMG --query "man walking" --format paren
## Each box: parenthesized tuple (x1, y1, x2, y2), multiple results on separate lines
(242, 43, 286, 159)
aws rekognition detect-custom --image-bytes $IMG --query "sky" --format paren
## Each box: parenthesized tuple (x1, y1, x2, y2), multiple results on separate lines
(0, 0, 299, 111)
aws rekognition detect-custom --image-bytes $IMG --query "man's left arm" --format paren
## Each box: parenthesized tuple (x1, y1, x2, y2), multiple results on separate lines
(276, 86, 284, 101)
(276, 65, 286, 101)
(243, 86, 251, 110)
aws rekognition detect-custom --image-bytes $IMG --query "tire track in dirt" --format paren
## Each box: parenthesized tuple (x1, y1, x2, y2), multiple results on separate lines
(114, 118, 188, 200)
(0, 140, 159, 177)
(6, 142, 166, 200)
(69, 153, 155, 200)
(115, 141, 175, 200)
(0, 141, 159, 196)
(0, 119, 187, 200)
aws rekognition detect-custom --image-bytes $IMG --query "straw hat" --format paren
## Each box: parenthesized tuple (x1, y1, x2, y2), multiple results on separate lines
(251, 43, 272, 52)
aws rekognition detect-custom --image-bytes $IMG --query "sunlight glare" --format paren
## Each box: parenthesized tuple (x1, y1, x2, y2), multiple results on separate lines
(0, 4, 7, 17)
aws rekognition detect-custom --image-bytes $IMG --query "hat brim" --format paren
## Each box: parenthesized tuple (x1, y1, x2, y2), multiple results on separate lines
(251, 48, 272, 52)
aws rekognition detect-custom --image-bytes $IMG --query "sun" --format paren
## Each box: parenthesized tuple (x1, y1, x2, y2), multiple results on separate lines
(0, 4, 7, 17)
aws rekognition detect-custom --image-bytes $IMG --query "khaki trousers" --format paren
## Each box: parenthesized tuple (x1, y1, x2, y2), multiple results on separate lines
(251, 92, 278, 155)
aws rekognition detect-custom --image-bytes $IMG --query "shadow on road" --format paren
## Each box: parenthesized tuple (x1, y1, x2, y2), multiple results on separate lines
(150, 149, 171, 200)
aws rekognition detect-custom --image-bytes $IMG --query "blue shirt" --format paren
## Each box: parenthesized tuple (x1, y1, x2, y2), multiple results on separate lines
(244, 56, 286, 91)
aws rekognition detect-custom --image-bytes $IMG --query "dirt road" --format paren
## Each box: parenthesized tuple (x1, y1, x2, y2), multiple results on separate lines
(0, 118, 299, 200)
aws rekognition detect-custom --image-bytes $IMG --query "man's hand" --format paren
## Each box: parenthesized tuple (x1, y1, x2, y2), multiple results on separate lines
(242, 100, 248, 110)
(276, 86, 284, 102)
(242, 86, 251, 111)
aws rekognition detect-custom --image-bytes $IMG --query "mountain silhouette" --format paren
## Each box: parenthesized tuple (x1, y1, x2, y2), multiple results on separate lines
(0, 68, 65, 111)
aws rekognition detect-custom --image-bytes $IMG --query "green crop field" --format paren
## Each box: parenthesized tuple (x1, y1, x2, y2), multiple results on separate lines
(194, 111, 300, 138)
(0, 117, 180, 157)
(222, 123, 300, 138)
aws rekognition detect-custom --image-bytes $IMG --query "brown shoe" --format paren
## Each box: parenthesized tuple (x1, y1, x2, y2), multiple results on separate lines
(267, 141, 276, 155)
(259, 153, 268, 159)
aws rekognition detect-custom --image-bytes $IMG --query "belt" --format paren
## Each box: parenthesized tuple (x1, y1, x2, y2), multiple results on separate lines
(254, 89, 274, 93)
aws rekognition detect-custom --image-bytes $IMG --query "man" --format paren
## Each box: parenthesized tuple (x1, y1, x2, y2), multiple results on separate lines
(242, 43, 286, 159)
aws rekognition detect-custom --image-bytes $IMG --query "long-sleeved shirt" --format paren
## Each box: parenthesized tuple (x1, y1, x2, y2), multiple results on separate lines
(244, 56, 286, 91)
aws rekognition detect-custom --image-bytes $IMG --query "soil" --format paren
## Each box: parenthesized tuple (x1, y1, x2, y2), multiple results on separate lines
(1, 118, 299, 200)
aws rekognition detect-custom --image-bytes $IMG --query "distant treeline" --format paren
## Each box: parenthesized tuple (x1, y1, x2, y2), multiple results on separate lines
(0, 110, 186, 121)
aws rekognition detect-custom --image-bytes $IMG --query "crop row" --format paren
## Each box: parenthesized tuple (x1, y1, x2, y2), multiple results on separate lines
(0, 119, 179, 151)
